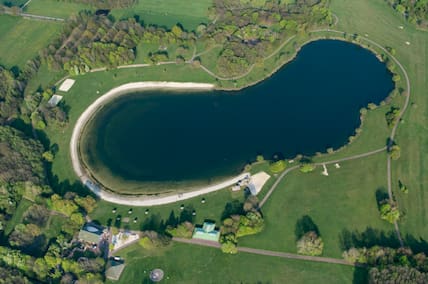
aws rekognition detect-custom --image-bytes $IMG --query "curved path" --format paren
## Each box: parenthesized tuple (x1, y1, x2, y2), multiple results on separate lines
(260, 147, 387, 208)
(70, 81, 260, 206)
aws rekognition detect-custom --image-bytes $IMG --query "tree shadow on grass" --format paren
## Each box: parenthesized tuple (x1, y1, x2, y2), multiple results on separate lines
(221, 200, 243, 220)
(353, 267, 369, 284)
(295, 215, 320, 240)
(375, 187, 389, 207)
(339, 227, 400, 251)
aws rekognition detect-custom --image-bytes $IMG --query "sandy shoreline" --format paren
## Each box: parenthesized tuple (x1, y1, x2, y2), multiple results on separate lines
(70, 81, 253, 206)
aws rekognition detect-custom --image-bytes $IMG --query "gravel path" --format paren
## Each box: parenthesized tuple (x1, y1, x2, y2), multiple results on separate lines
(173, 237, 356, 266)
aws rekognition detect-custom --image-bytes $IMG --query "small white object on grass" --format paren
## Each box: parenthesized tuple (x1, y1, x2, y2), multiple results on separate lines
(335, 163, 341, 169)
(405, 41, 411, 45)
(59, 79, 75, 92)
(399, 26, 404, 29)
(322, 164, 329, 176)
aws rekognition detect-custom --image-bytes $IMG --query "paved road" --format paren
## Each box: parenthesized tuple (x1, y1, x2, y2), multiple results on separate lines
(173, 237, 356, 266)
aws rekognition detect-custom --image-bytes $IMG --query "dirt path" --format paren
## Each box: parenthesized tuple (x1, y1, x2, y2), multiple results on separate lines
(173, 237, 356, 266)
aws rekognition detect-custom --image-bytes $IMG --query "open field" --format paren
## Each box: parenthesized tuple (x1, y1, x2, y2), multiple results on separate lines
(24, 0, 91, 18)
(3, 198, 32, 235)
(106, 242, 363, 284)
(0, 15, 62, 68)
(330, 0, 428, 251)
(90, 187, 245, 231)
(240, 153, 394, 258)
(111, 0, 212, 30)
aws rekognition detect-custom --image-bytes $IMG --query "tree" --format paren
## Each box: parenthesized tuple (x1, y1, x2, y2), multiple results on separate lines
(389, 145, 401, 160)
(379, 201, 400, 223)
(74, 195, 97, 213)
(9, 223, 42, 248)
(369, 265, 428, 283)
(220, 233, 238, 254)
(42, 151, 54, 162)
(297, 231, 324, 256)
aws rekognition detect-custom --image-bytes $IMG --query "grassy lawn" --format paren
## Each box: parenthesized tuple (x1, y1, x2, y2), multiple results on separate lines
(330, 0, 428, 251)
(90, 187, 245, 231)
(107, 242, 362, 284)
(0, 15, 62, 68)
(111, 0, 212, 30)
(4, 198, 32, 235)
(24, 0, 91, 18)
(240, 153, 394, 258)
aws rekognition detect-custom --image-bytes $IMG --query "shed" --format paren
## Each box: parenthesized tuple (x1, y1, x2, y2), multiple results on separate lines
(192, 221, 220, 242)
(105, 260, 125, 281)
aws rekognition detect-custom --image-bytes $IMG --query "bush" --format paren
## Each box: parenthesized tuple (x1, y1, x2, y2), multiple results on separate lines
(297, 231, 324, 256)
(300, 164, 316, 173)
(389, 145, 401, 160)
(269, 160, 286, 173)
(379, 201, 400, 224)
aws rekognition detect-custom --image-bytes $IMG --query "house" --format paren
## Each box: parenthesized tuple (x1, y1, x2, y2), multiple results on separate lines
(192, 221, 220, 242)
(105, 259, 125, 281)
(78, 223, 105, 245)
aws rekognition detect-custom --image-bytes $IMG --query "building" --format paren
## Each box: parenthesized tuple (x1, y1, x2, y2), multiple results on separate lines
(78, 223, 105, 245)
(192, 221, 220, 242)
(105, 259, 125, 281)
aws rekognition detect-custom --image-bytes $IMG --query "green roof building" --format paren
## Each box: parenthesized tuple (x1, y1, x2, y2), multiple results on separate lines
(192, 221, 220, 242)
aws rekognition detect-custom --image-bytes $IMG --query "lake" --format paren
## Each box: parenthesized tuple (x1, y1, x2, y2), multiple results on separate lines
(80, 40, 394, 193)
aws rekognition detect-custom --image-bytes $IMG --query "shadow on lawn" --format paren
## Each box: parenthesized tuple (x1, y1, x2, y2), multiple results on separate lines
(339, 227, 428, 254)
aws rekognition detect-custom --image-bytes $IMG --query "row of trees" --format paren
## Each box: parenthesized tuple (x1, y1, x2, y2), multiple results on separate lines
(343, 246, 428, 282)
(385, 0, 428, 28)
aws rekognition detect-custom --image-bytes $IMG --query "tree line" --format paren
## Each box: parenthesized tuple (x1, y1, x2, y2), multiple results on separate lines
(385, 0, 428, 28)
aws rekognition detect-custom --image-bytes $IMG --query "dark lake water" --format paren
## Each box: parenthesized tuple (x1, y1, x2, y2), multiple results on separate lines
(81, 40, 394, 186)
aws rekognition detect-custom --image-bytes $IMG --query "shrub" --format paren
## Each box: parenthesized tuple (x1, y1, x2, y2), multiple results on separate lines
(300, 164, 316, 173)
(297, 231, 324, 256)
(389, 145, 401, 160)
(379, 201, 400, 224)
(269, 160, 286, 173)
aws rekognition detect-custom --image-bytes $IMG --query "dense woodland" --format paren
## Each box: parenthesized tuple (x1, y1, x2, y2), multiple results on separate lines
(42, 0, 332, 76)
(344, 246, 428, 282)
(385, 0, 428, 28)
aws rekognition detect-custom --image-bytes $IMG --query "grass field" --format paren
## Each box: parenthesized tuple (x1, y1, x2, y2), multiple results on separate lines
(0, 15, 62, 68)
(106, 242, 362, 284)
(24, 0, 91, 18)
(24, 0, 212, 30)
(111, 0, 212, 30)
(329, 0, 428, 252)
(90, 187, 245, 231)
(240, 153, 394, 258)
